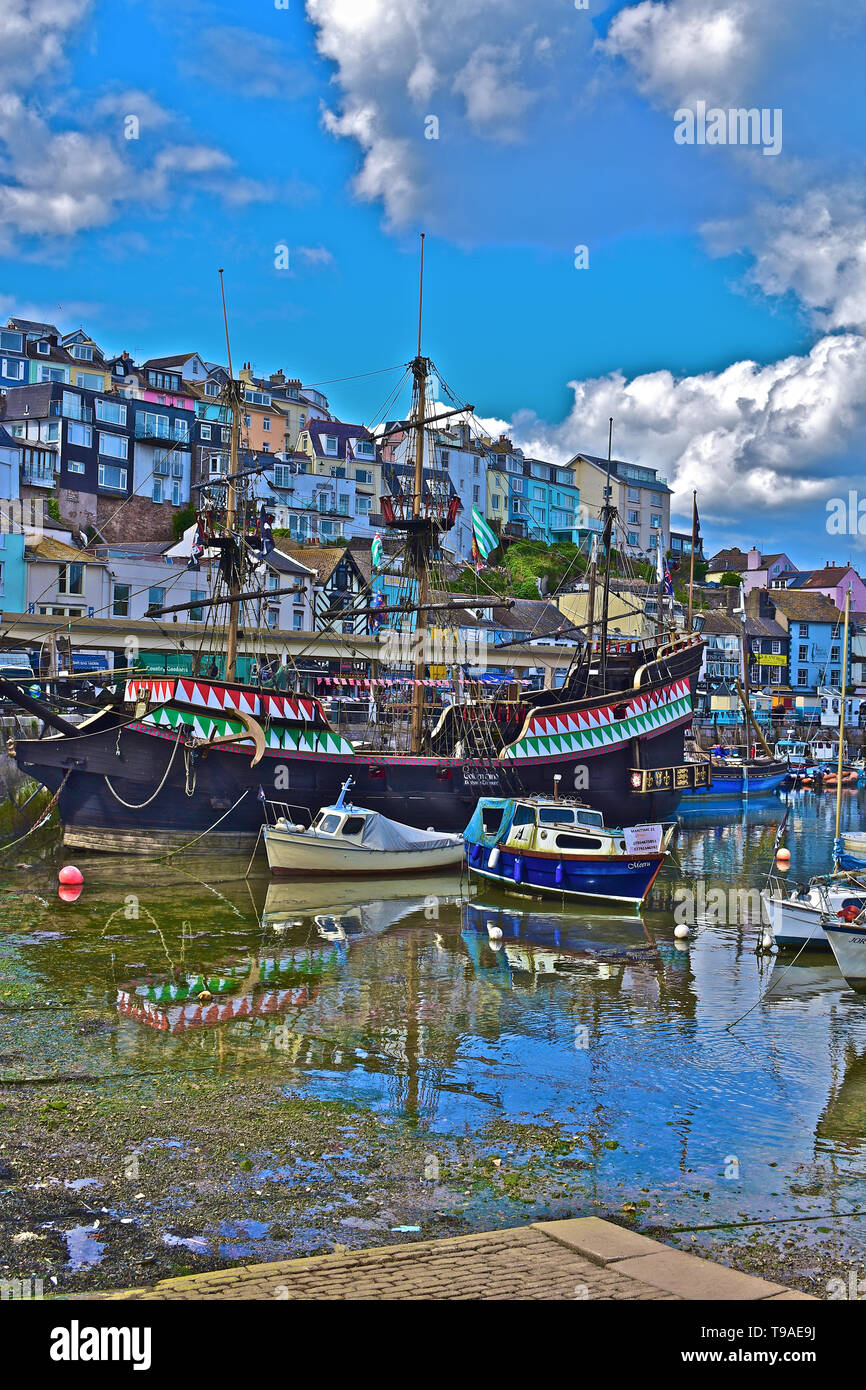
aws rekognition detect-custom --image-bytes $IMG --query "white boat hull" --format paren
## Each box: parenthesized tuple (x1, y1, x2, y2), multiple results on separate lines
(823, 920, 866, 991)
(263, 826, 463, 876)
(761, 890, 830, 950)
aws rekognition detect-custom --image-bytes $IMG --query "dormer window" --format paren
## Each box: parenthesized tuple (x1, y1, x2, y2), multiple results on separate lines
(324, 435, 339, 455)
(355, 439, 374, 458)
(205, 381, 220, 397)
(37, 341, 50, 355)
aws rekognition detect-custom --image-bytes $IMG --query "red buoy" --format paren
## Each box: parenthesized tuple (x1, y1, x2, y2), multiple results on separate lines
(58, 865, 84, 886)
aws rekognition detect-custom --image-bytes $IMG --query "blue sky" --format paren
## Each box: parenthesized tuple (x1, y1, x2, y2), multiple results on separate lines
(2, 0, 866, 564)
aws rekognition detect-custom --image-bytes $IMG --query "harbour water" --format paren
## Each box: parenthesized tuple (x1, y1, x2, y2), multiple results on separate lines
(2, 787, 866, 1294)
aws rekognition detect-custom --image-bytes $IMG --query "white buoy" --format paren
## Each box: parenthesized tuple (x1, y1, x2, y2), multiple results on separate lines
(487, 921, 503, 940)
(762, 933, 774, 950)
(674, 923, 690, 940)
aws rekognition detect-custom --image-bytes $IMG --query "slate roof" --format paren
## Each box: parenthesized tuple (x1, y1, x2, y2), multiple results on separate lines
(571, 453, 671, 495)
(8, 318, 59, 336)
(791, 565, 859, 589)
(767, 590, 843, 625)
(0, 424, 20, 451)
(275, 543, 362, 585)
(436, 593, 575, 640)
(302, 419, 375, 459)
(707, 547, 750, 572)
(26, 536, 107, 565)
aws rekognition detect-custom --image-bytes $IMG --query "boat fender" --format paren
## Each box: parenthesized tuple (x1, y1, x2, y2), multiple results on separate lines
(513, 856, 522, 883)
(555, 861, 564, 887)
(488, 846, 500, 870)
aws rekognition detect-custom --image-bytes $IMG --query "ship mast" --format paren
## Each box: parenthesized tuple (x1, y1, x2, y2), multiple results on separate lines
(219, 269, 241, 683)
(409, 234, 428, 755)
(599, 417, 616, 688)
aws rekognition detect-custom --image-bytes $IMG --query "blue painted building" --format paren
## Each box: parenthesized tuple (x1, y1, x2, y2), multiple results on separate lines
(0, 425, 27, 614)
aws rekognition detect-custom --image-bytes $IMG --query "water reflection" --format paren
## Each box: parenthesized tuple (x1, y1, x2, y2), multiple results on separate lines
(6, 789, 866, 1254)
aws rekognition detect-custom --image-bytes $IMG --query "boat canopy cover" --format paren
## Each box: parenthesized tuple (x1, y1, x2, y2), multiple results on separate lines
(463, 798, 518, 847)
(351, 810, 460, 853)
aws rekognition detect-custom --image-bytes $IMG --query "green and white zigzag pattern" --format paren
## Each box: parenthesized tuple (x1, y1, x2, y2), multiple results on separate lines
(503, 692, 691, 761)
(144, 705, 354, 756)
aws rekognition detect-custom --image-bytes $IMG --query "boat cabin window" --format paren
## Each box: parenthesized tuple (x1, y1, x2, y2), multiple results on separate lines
(481, 806, 505, 834)
(555, 833, 605, 851)
(317, 813, 342, 834)
(576, 809, 604, 829)
(538, 807, 576, 826)
(341, 816, 366, 836)
(512, 805, 536, 827)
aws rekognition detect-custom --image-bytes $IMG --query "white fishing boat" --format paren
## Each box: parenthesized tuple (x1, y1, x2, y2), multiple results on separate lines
(262, 779, 464, 877)
(821, 909, 866, 991)
(761, 876, 866, 951)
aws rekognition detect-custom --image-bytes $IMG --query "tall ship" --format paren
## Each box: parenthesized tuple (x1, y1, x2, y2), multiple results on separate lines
(1, 251, 705, 854)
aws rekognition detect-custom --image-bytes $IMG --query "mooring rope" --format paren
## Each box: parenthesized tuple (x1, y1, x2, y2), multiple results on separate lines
(102, 736, 182, 809)
(0, 770, 71, 854)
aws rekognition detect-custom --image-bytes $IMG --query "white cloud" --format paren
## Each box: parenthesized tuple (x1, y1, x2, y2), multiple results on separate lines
(0, 5, 271, 248)
(297, 245, 335, 267)
(306, 0, 581, 225)
(705, 184, 866, 334)
(492, 333, 866, 526)
(597, 0, 752, 108)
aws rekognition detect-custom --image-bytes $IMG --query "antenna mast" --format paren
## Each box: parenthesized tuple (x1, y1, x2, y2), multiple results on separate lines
(219, 269, 241, 683)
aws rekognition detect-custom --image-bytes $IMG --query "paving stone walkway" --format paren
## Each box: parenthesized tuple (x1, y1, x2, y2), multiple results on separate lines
(91, 1218, 815, 1302)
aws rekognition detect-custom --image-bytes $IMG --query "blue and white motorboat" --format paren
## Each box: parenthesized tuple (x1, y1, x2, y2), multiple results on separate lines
(463, 796, 676, 909)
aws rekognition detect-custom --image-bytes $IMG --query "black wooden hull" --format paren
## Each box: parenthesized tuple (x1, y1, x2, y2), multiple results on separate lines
(11, 636, 705, 853)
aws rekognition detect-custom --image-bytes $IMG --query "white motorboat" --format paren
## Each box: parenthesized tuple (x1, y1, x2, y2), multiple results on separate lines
(262, 779, 464, 877)
(761, 876, 866, 951)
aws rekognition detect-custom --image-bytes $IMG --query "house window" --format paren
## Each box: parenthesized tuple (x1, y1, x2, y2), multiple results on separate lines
(66, 459, 85, 474)
(357, 495, 372, 514)
(112, 583, 130, 617)
(650, 514, 661, 528)
(262, 442, 270, 452)
(492, 495, 500, 509)
(190, 590, 205, 621)
(70, 344, 94, 361)
(771, 640, 781, 655)
(208, 454, 226, 475)
(221, 428, 230, 443)
(797, 669, 808, 686)
(798, 645, 808, 661)
(95, 399, 126, 426)
(139, 411, 169, 439)
(99, 432, 128, 459)
(171, 480, 182, 506)
(98, 463, 127, 490)
(831, 668, 841, 685)
(0, 330, 23, 352)
(152, 479, 164, 503)
(37, 365, 68, 383)
(76, 371, 103, 391)
(628, 510, 639, 524)
(36, 340, 50, 354)
(58, 563, 84, 595)
(799, 623, 808, 637)
(148, 587, 165, 610)
(67, 423, 92, 448)
(205, 381, 220, 397)
(200, 424, 212, 440)
(243, 414, 251, 428)
(324, 436, 338, 455)
(263, 417, 271, 431)
(1, 358, 25, 380)
(473, 486, 480, 503)
(831, 646, 840, 661)
(294, 586, 304, 604)
(293, 612, 303, 630)
(356, 440, 374, 457)
(627, 531, 639, 546)
(355, 468, 373, 485)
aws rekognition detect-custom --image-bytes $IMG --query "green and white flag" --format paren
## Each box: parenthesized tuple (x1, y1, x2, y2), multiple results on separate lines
(371, 533, 384, 569)
(471, 506, 498, 562)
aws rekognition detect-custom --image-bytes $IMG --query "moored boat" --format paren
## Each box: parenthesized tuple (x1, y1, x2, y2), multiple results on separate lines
(463, 794, 675, 908)
(262, 779, 464, 876)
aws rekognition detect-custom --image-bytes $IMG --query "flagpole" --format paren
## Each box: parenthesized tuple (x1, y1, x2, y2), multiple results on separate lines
(687, 489, 697, 629)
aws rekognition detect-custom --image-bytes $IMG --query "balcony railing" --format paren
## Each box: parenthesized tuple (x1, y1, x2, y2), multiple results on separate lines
(135, 422, 189, 441)
(23, 463, 56, 487)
